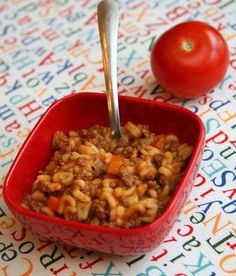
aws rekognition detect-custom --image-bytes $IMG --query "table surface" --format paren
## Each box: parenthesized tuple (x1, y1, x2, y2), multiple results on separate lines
(0, 0, 236, 275)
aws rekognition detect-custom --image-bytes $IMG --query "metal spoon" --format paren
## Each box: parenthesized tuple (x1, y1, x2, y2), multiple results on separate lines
(97, 0, 121, 138)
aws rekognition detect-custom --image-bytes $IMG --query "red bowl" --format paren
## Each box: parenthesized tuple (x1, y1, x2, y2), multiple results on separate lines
(3, 92, 205, 255)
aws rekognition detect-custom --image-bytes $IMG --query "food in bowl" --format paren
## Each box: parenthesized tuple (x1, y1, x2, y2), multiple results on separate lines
(22, 122, 193, 229)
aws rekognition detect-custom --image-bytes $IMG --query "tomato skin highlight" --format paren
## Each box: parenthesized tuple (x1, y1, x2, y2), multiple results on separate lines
(151, 21, 229, 98)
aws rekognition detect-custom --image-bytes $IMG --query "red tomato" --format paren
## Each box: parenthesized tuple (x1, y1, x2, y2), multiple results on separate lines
(150, 21, 229, 98)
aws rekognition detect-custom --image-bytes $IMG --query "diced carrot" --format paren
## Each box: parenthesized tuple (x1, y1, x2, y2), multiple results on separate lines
(94, 188, 103, 197)
(47, 196, 60, 212)
(155, 135, 166, 150)
(107, 155, 125, 176)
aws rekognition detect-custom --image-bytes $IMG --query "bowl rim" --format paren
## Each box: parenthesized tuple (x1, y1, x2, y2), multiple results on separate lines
(3, 92, 205, 236)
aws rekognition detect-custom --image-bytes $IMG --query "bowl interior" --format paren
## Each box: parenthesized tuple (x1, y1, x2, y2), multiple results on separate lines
(4, 92, 204, 211)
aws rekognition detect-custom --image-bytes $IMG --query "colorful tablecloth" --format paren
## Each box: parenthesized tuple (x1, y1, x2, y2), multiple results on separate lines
(1, 0, 236, 275)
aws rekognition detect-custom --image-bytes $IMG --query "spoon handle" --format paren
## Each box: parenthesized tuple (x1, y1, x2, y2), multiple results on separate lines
(97, 0, 121, 138)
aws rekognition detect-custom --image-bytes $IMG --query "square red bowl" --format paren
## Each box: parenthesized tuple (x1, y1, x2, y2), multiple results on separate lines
(3, 92, 205, 255)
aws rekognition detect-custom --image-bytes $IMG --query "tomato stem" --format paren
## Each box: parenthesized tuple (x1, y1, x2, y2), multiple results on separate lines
(181, 40, 194, 52)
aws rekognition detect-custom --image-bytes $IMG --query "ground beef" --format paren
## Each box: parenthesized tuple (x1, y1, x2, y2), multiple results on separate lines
(22, 122, 193, 229)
